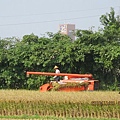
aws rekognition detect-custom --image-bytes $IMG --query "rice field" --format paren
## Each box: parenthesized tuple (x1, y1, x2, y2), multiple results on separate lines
(0, 90, 120, 102)
(0, 90, 120, 119)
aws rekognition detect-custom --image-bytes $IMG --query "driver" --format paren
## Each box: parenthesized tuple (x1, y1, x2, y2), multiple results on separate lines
(53, 66, 60, 82)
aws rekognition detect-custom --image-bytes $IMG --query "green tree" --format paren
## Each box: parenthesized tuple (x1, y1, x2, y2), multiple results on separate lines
(100, 7, 120, 43)
(74, 8, 120, 90)
(0, 37, 20, 88)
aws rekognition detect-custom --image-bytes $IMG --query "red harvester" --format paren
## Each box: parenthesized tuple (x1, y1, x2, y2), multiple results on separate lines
(26, 71, 99, 92)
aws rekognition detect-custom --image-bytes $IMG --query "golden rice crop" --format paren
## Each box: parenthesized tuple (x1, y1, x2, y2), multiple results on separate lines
(0, 90, 119, 119)
(0, 90, 119, 103)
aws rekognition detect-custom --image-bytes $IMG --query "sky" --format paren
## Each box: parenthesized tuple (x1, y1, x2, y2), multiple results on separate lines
(0, 0, 120, 39)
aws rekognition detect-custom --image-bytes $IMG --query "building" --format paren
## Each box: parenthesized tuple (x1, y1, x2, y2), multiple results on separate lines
(59, 24, 75, 41)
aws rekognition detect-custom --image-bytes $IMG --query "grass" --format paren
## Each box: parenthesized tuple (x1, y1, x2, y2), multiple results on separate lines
(0, 115, 120, 120)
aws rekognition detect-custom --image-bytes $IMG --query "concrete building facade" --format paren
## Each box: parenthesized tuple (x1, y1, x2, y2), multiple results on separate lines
(59, 24, 75, 41)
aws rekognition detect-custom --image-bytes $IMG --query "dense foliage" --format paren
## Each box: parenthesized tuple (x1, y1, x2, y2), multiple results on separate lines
(0, 8, 120, 90)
